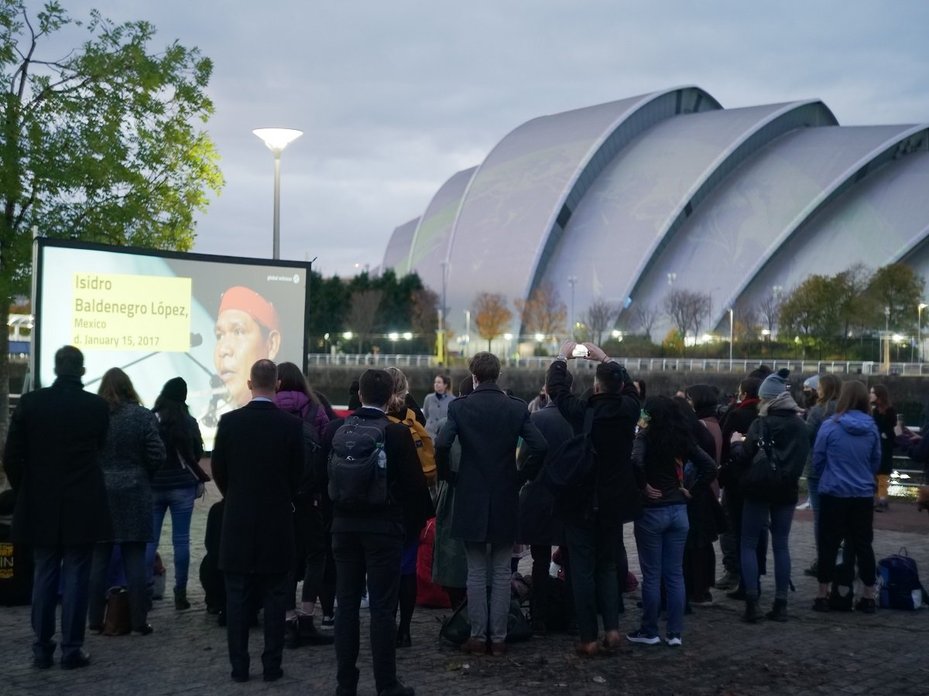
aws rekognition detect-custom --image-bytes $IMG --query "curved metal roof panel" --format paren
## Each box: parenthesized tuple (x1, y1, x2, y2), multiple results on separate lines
(381, 217, 420, 272)
(442, 87, 721, 331)
(544, 102, 835, 328)
(713, 125, 927, 327)
(734, 130, 929, 317)
(401, 167, 476, 292)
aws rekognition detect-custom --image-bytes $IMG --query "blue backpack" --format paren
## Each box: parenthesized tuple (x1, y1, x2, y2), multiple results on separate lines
(878, 548, 928, 610)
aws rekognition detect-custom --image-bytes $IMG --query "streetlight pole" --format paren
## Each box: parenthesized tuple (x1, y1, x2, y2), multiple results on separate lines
(253, 128, 303, 259)
(919, 303, 928, 363)
(728, 307, 734, 369)
(567, 276, 577, 338)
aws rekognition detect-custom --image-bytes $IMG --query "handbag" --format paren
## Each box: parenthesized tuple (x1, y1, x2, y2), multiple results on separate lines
(178, 449, 211, 483)
(102, 587, 131, 636)
(438, 597, 533, 645)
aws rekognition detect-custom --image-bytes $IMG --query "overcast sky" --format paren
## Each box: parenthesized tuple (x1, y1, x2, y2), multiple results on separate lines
(53, 1, 929, 278)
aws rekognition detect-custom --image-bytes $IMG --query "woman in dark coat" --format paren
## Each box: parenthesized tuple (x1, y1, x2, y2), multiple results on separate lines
(869, 384, 896, 512)
(88, 368, 165, 634)
(147, 377, 205, 610)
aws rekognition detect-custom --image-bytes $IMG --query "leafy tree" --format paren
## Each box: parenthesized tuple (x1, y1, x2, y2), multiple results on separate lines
(582, 298, 618, 344)
(473, 292, 512, 351)
(864, 263, 925, 333)
(411, 287, 439, 354)
(778, 275, 840, 358)
(515, 281, 566, 339)
(0, 2, 222, 437)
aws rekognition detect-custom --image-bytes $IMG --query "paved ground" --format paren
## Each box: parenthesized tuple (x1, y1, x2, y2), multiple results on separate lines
(3, 485, 929, 696)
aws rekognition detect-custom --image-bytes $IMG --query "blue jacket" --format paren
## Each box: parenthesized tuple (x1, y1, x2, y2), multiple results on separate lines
(812, 410, 881, 498)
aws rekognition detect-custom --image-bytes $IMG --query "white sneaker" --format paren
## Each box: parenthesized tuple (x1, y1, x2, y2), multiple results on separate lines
(666, 632, 682, 647)
(626, 629, 661, 645)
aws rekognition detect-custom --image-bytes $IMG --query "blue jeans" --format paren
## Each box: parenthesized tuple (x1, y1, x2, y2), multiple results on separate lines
(32, 545, 93, 662)
(147, 485, 197, 590)
(741, 500, 794, 601)
(633, 505, 689, 636)
(807, 477, 821, 553)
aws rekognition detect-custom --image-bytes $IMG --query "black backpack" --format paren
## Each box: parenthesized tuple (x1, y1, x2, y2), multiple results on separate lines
(327, 415, 390, 509)
(742, 418, 803, 497)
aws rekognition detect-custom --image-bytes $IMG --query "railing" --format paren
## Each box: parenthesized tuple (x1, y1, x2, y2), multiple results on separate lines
(305, 354, 929, 375)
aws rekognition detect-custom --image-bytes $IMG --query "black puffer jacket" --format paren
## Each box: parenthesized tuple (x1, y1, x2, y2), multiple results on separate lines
(735, 407, 810, 505)
(546, 360, 641, 528)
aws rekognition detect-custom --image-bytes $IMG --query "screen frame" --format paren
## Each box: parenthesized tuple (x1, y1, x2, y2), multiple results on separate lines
(32, 237, 312, 393)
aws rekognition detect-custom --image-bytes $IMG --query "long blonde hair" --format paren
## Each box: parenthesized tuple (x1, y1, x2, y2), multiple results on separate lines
(385, 366, 409, 416)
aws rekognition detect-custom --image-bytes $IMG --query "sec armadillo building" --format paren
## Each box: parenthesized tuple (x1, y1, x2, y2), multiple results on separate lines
(381, 86, 929, 341)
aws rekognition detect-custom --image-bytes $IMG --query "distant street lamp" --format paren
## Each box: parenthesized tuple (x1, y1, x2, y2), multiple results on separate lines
(567, 276, 578, 338)
(253, 127, 303, 259)
(728, 307, 734, 368)
(918, 303, 928, 362)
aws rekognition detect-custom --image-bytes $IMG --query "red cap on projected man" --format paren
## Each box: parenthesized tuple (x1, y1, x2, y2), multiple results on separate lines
(218, 286, 280, 332)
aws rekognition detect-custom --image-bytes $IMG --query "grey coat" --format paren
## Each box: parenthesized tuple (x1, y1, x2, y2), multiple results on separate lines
(99, 402, 166, 543)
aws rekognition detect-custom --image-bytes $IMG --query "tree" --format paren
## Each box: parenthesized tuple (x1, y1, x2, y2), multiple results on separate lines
(473, 292, 512, 351)
(864, 263, 925, 333)
(757, 291, 782, 338)
(515, 281, 566, 339)
(345, 289, 383, 353)
(1, 2, 222, 437)
(411, 287, 439, 353)
(663, 289, 711, 354)
(778, 275, 839, 358)
(627, 303, 659, 342)
(582, 298, 618, 345)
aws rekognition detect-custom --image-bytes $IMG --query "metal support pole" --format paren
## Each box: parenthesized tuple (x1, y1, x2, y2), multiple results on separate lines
(272, 152, 282, 260)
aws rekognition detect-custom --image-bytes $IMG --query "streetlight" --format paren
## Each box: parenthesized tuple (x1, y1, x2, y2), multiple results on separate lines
(253, 127, 303, 259)
(504, 332, 513, 364)
(388, 331, 399, 354)
(728, 307, 734, 368)
(567, 276, 577, 337)
(917, 303, 927, 362)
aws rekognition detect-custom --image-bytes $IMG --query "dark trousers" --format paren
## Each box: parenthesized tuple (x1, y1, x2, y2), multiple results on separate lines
(332, 529, 403, 694)
(88, 542, 148, 630)
(564, 522, 619, 643)
(723, 489, 768, 582)
(224, 571, 289, 677)
(817, 494, 876, 587)
(288, 503, 327, 609)
(32, 544, 93, 662)
(530, 544, 551, 623)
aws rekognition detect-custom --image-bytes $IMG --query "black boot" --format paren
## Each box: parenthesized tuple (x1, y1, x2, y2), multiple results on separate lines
(174, 588, 190, 611)
(284, 617, 301, 649)
(765, 599, 788, 622)
(742, 600, 762, 623)
(299, 615, 335, 645)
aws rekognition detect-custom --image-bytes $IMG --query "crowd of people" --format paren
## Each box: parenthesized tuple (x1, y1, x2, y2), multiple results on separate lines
(2, 341, 922, 694)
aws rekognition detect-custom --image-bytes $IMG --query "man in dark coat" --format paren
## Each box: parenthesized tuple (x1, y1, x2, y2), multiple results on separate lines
(3, 345, 110, 670)
(435, 352, 547, 656)
(517, 378, 574, 635)
(211, 359, 303, 683)
(545, 341, 640, 654)
(319, 368, 429, 696)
